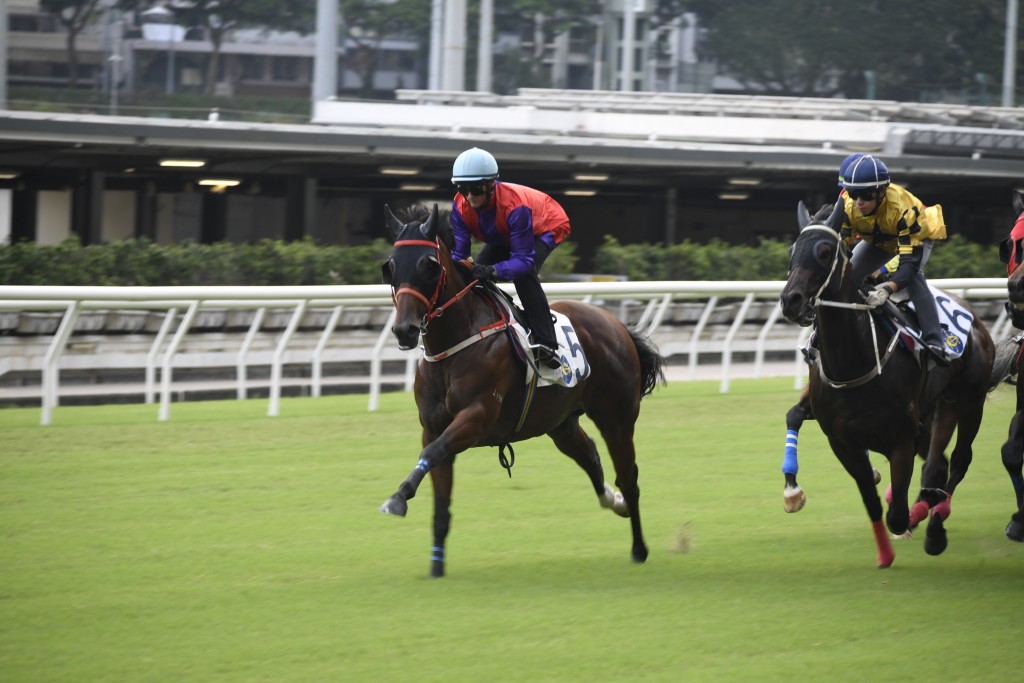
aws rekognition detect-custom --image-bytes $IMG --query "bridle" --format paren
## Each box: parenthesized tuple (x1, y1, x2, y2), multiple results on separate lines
(797, 223, 900, 389)
(389, 238, 481, 334)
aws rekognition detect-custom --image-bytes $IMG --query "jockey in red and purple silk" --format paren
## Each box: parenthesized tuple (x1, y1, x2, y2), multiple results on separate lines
(449, 147, 571, 369)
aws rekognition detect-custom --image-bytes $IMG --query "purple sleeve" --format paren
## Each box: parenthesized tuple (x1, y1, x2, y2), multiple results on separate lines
(494, 206, 536, 280)
(449, 201, 471, 263)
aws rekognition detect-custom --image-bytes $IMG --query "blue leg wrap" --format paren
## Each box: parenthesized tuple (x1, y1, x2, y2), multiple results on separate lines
(782, 429, 799, 475)
(416, 458, 430, 474)
(431, 545, 445, 563)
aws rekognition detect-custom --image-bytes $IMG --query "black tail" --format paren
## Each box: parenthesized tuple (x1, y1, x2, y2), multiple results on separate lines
(629, 328, 666, 398)
(989, 334, 1021, 390)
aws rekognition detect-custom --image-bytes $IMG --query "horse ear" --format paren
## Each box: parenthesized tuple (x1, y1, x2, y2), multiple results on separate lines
(384, 204, 403, 241)
(797, 201, 811, 229)
(827, 197, 846, 228)
(420, 204, 438, 241)
(1013, 189, 1024, 216)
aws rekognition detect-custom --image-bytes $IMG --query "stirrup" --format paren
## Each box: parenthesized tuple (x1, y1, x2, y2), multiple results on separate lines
(533, 343, 562, 370)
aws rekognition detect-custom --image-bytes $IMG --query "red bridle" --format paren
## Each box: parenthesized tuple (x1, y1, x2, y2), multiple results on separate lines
(390, 238, 479, 328)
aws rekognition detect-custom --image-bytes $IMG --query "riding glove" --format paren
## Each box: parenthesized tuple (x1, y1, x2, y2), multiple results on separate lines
(471, 264, 498, 282)
(864, 284, 892, 308)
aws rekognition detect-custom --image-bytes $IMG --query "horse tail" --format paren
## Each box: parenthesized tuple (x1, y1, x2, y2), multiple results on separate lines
(628, 327, 666, 398)
(988, 334, 1021, 391)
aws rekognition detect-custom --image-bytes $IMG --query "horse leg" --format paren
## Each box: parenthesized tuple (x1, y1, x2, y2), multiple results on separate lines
(885, 441, 916, 538)
(916, 403, 960, 555)
(548, 417, 628, 516)
(590, 416, 648, 564)
(782, 395, 811, 513)
(1001, 402, 1024, 542)
(834, 445, 894, 567)
(427, 460, 454, 578)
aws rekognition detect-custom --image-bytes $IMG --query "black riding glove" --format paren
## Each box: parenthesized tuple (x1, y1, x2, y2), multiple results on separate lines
(471, 264, 498, 282)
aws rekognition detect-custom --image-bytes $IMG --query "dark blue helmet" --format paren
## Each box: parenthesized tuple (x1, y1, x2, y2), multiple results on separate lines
(838, 152, 867, 187)
(840, 155, 890, 192)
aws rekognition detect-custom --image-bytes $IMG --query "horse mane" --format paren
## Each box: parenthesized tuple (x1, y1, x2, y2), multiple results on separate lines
(811, 202, 837, 223)
(395, 202, 455, 252)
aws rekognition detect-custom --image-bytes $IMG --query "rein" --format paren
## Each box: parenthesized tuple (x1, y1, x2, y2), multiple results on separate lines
(390, 238, 509, 361)
(802, 223, 901, 389)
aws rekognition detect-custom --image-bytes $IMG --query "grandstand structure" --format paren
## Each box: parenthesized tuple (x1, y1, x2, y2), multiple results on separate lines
(0, 88, 1022, 261)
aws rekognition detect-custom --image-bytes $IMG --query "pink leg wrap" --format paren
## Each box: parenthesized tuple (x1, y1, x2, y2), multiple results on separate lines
(884, 484, 893, 505)
(909, 501, 930, 527)
(872, 519, 895, 568)
(932, 495, 952, 522)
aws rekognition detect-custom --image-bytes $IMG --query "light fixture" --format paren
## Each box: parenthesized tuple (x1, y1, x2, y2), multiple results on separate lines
(380, 167, 420, 176)
(160, 159, 206, 168)
(399, 183, 437, 192)
(718, 192, 750, 201)
(572, 173, 609, 182)
(198, 179, 241, 192)
(0, 171, 19, 180)
(727, 178, 762, 186)
(564, 188, 598, 197)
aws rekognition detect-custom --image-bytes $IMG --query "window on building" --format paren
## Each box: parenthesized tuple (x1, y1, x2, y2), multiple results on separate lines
(240, 55, 266, 81)
(271, 57, 299, 82)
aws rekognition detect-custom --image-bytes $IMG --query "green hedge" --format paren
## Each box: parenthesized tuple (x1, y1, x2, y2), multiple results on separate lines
(0, 234, 1003, 286)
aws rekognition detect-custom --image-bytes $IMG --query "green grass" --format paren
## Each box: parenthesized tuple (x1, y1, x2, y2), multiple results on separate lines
(2, 380, 1021, 682)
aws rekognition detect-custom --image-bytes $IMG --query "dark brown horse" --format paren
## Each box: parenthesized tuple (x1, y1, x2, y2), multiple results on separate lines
(377, 204, 665, 577)
(998, 189, 1024, 541)
(779, 199, 1013, 567)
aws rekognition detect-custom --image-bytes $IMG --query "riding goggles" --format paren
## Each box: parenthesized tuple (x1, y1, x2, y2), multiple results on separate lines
(456, 182, 490, 197)
(846, 189, 880, 202)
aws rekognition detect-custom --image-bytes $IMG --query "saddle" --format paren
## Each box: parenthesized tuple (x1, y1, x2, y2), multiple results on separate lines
(472, 280, 589, 387)
(880, 286, 970, 363)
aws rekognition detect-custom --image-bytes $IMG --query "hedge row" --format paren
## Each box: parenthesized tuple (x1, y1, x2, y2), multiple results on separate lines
(0, 234, 1004, 286)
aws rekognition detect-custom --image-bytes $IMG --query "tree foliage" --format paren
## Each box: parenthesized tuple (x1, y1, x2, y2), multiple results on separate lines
(40, 0, 103, 88)
(676, 0, 1013, 102)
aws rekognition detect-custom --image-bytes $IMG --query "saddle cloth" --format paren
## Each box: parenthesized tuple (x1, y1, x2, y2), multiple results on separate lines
(890, 284, 973, 359)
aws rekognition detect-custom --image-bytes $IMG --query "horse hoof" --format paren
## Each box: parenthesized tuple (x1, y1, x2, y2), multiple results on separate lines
(1006, 517, 1024, 542)
(924, 517, 948, 556)
(872, 468, 881, 485)
(430, 560, 445, 578)
(632, 545, 649, 563)
(379, 496, 407, 517)
(783, 485, 806, 513)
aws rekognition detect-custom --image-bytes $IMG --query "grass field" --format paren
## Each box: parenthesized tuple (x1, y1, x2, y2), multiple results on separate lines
(2, 379, 1021, 682)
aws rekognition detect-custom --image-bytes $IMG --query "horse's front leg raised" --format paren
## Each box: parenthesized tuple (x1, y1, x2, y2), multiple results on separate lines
(379, 404, 493, 577)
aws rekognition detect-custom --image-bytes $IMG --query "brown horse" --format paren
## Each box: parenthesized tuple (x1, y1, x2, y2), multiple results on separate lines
(779, 199, 1013, 567)
(998, 189, 1024, 541)
(377, 204, 665, 577)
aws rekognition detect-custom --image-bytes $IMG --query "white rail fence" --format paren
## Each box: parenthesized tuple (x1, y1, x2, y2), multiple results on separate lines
(0, 279, 1010, 426)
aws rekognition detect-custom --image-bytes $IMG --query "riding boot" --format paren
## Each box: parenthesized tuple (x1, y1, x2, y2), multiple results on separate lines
(514, 273, 560, 369)
(908, 277, 949, 366)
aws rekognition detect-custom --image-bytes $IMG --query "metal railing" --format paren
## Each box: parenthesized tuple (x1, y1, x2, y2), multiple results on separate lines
(0, 279, 1010, 425)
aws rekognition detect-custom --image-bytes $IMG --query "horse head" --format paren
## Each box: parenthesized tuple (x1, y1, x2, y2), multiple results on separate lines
(382, 203, 463, 350)
(779, 198, 848, 326)
(1002, 189, 1024, 328)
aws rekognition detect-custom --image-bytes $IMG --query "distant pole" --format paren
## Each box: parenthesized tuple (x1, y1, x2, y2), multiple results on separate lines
(621, 0, 636, 91)
(428, 0, 442, 90)
(441, 0, 466, 91)
(1004, 0, 1019, 107)
(476, 0, 493, 92)
(312, 0, 338, 107)
(0, 0, 8, 109)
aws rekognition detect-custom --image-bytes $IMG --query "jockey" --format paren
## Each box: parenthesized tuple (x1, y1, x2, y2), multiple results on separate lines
(449, 147, 571, 370)
(839, 155, 949, 365)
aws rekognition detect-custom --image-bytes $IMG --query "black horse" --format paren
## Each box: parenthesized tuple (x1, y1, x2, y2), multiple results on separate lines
(779, 199, 1013, 567)
(998, 189, 1024, 541)
(378, 204, 665, 577)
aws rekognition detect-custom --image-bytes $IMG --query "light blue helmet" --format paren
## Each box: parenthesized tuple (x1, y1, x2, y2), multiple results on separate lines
(841, 155, 890, 192)
(837, 152, 867, 187)
(451, 147, 499, 184)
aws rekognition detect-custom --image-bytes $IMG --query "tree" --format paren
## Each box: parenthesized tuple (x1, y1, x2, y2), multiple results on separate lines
(340, 0, 431, 98)
(119, 0, 314, 95)
(41, 0, 103, 88)
(677, 0, 1013, 102)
